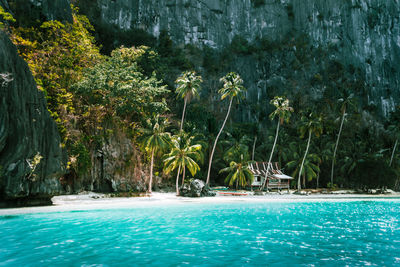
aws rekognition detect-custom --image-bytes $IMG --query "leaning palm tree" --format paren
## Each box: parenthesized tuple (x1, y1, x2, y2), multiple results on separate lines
(261, 96, 293, 190)
(164, 133, 203, 195)
(206, 72, 246, 185)
(330, 92, 356, 185)
(175, 71, 203, 131)
(298, 113, 323, 191)
(286, 141, 321, 189)
(220, 154, 254, 189)
(140, 116, 171, 193)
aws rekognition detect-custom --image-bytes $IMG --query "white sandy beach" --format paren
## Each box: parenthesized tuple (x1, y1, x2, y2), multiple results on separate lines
(1, 191, 400, 215)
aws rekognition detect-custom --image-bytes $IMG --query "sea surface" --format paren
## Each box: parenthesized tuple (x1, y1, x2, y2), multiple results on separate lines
(1, 200, 400, 266)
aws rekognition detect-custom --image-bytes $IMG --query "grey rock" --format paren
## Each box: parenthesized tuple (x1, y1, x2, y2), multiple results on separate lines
(78, 0, 400, 115)
(0, 31, 66, 203)
(5, 0, 72, 26)
(180, 179, 216, 197)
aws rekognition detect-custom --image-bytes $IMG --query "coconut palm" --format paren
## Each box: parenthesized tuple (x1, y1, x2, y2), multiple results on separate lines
(222, 132, 252, 163)
(140, 116, 171, 193)
(330, 91, 356, 185)
(388, 109, 400, 167)
(297, 113, 323, 191)
(220, 154, 254, 189)
(206, 72, 246, 185)
(286, 143, 321, 189)
(261, 96, 293, 190)
(164, 132, 203, 195)
(175, 71, 203, 131)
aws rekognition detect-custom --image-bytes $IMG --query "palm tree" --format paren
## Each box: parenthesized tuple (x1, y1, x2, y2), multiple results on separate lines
(175, 71, 203, 131)
(388, 109, 400, 167)
(164, 132, 203, 195)
(222, 133, 252, 163)
(220, 154, 254, 189)
(298, 113, 323, 191)
(286, 147, 321, 189)
(140, 116, 171, 193)
(206, 72, 246, 185)
(330, 92, 356, 185)
(261, 96, 293, 190)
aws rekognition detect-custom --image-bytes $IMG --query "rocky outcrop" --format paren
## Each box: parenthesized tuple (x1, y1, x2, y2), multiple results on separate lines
(77, 0, 400, 116)
(61, 130, 147, 194)
(0, 31, 66, 206)
(180, 179, 216, 197)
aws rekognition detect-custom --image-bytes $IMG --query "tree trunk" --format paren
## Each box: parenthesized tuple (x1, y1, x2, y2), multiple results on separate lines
(298, 130, 311, 192)
(206, 98, 233, 185)
(176, 165, 181, 196)
(181, 165, 186, 186)
(180, 96, 188, 131)
(148, 149, 155, 193)
(331, 111, 345, 185)
(252, 135, 257, 161)
(390, 139, 398, 167)
(316, 163, 320, 189)
(302, 173, 306, 189)
(261, 120, 280, 190)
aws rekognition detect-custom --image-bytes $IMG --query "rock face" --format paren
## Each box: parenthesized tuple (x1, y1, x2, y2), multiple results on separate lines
(0, 31, 66, 206)
(77, 0, 400, 115)
(3, 0, 72, 25)
(61, 130, 147, 194)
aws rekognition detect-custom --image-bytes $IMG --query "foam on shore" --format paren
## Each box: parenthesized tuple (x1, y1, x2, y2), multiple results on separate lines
(1, 192, 399, 215)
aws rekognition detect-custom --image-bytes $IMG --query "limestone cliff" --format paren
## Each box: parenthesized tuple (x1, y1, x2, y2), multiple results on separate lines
(0, 31, 66, 206)
(77, 0, 400, 116)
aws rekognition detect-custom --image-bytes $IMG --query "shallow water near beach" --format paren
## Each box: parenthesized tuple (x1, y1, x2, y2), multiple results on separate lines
(1, 200, 400, 266)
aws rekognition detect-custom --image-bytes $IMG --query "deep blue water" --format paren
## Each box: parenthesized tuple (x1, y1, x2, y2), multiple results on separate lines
(1, 200, 400, 266)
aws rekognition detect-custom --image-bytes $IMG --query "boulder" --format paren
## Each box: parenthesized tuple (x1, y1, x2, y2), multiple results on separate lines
(180, 179, 216, 197)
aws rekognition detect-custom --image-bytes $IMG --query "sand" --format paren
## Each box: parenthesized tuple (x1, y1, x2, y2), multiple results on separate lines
(0, 191, 399, 216)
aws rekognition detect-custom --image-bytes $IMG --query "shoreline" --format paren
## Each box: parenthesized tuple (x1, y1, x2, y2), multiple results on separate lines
(1, 192, 400, 215)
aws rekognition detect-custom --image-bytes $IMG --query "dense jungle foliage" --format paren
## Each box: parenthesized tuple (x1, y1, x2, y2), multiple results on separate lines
(1, 5, 399, 192)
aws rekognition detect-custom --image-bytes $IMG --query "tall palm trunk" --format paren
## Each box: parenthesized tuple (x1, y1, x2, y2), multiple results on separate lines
(148, 149, 155, 193)
(316, 162, 320, 189)
(331, 111, 346, 185)
(180, 97, 188, 131)
(206, 98, 233, 185)
(181, 165, 186, 186)
(261, 120, 280, 190)
(298, 130, 312, 191)
(390, 139, 398, 167)
(176, 165, 181, 196)
(252, 135, 257, 161)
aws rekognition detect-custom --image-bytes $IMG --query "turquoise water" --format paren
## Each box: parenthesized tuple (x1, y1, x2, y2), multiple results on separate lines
(1, 201, 400, 266)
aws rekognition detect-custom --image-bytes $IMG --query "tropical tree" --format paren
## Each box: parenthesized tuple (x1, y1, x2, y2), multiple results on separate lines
(140, 116, 171, 193)
(206, 72, 246, 185)
(314, 136, 333, 188)
(330, 91, 356, 185)
(164, 132, 203, 195)
(388, 108, 400, 167)
(297, 113, 323, 191)
(220, 154, 254, 189)
(286, 146, 321, 189)
(261, 96, 293, 190)
(175, 71, 203, 131)
(222, 133, 252, 163)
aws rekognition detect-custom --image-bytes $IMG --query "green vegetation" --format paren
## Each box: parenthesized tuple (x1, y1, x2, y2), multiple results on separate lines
(175, 71, 203, 131)
(261, 97, 294, 190)
(164, 132, 203, 195)
(3, 5, 399, 193)
(206, 72, 246, 185)
(140, 116, 171, 193)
